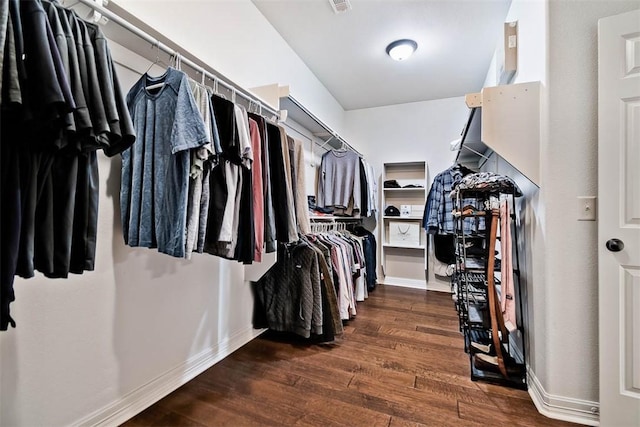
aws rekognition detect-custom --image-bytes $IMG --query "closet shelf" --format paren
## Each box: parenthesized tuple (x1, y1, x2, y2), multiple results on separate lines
(383, 187, 425, 192)
(380, 161, 428, 289)
(470, 363, 527, 390)
(382, 243, 425, 250)
(279, 95, 360, 156)
(458, 82, 542, 186)
(382, 216, 422, 220)
(454, 107, 491, 168)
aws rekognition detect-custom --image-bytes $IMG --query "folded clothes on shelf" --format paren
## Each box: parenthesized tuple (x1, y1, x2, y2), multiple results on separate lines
(452, 172, 523, 196)
(473, 353, 525, 377)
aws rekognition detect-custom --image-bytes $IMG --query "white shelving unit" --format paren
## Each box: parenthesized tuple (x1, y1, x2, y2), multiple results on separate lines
(380, 161, 427, 289)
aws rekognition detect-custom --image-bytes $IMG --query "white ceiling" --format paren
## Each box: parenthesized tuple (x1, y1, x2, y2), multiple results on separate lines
(252, 0, 512, 110)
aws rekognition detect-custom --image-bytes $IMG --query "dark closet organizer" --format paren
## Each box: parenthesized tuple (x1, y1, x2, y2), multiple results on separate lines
(451, 187, 527, 389)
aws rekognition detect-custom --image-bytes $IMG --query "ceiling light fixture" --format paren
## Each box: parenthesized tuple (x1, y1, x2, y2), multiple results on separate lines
(386, 39, 418, 61)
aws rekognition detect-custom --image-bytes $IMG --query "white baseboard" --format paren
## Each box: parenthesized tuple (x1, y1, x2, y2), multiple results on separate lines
(380, 277, 427, 290)
(426, 280, 451, 293)
(73, 326, 267, 427)
(527, 367, 599, 426)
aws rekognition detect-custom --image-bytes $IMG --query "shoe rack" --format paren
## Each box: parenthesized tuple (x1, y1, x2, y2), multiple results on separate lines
(451, 188, 526, 389)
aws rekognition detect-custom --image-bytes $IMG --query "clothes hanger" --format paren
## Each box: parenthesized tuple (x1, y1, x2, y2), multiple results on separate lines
(212, 80, 229, 101)
(60, 0, 80, 8)
(144, 42, 172, 91)
(143, 42, 169, 75)
(333, 140, 349, 154)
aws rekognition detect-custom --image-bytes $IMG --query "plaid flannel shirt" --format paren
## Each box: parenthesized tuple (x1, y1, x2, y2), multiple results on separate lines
(423, 167, 482, 234)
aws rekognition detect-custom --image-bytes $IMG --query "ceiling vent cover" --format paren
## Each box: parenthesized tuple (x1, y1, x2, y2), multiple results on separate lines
(329, 0, 352, 14)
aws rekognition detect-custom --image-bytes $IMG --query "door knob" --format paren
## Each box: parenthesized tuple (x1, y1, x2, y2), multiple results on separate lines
(606, 238, 624, 252)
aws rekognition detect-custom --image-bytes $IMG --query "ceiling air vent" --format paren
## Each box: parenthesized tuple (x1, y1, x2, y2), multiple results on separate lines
(329, 0, 352, 14)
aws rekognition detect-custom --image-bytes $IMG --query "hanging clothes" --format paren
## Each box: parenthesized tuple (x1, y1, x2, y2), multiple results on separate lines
(358, 159, 369, 218)
(203, 94, 242, 258)
(500, 200, 517, 332)
(184, 78, 220, 259)
(253, 241, 322, 339)
(352, 225, 377, 291)
(360, 158, 378, 217)
(423, 164, 480, 234)
(248, 118, 264, 262)
(248, 112, 277, 254)
(305, 235, 344, 338)
(279, 126, 298, 241)
(233, 104, 255, 264)
(317, 150, 362, 215)
(1, 0, 135, 330)
(290, 137, 311, 235)
(453, 171, 523, 196)
(121, 67, 209, 258)
(252, 225, 370, 342)
(265, 122, 297, 243)
(315, 230, 362, 320)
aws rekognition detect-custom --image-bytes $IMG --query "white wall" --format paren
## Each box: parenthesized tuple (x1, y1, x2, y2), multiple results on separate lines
(482, 0, 639, 422)
(0, 56, 257, 427)
(542, 0, 638, 404)
(113, 0, 347, 139)
(0, 1, 349, 426)
(344, 97, 470, 289)
(484, 0, 548, 88)
(482, 0, 551, 409)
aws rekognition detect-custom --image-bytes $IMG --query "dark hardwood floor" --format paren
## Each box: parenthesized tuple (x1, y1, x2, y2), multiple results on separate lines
(123, 285, 576, 427)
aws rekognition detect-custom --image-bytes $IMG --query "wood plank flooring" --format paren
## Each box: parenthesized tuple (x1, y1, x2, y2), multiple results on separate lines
(123, 285, 576, 427)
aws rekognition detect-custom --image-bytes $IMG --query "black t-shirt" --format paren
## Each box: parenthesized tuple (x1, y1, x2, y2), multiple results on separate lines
(86, 21, 135, 156)
(69, 10, 109, 147)
(20, 0, 74, 143)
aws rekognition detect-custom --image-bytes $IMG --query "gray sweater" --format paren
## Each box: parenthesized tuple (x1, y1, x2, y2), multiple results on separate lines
(317, 150, 361, 211)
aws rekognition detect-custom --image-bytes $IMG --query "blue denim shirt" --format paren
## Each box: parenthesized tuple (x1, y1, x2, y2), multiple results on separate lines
(121, 67, 209, 257)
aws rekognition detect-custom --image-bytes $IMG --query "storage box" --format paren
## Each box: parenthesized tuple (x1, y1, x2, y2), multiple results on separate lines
(410, 205, 423, 218)
(400, 205, 423, 218)
(389, 221, 421, 246)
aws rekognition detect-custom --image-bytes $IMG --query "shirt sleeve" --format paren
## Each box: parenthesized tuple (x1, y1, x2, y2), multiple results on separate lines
(352, 154, 361, 211)
(426, 174, 444, 233)
(171, 75, 209, 154)
(207, 92, 223, 155)
(316, 154, 327, 208)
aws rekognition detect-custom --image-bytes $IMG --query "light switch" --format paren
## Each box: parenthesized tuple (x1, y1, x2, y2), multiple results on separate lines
(577, 196, 597, 221)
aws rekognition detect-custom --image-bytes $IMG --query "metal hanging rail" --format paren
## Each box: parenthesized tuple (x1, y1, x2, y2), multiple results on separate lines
(74, 0, 363, 158)
(74, 0, 279, 119)
(284, 95, 362, 157)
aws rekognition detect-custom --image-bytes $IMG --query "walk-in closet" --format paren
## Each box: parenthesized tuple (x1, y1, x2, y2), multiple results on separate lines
(2, 1, 639, 426)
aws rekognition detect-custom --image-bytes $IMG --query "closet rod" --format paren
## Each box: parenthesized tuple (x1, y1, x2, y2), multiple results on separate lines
(454, 107, 476, 163)
(286, 95, 362, 157)
(74, 0, 279, 119)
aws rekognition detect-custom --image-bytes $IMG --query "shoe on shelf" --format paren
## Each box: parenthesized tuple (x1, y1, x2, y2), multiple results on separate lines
(470, 341, 494, 355)
(473, 353, 525, 377)
(453, 205, 485, 217)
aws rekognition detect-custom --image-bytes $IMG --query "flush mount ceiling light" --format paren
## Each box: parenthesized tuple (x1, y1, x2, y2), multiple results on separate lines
(386, 39, 418, 61)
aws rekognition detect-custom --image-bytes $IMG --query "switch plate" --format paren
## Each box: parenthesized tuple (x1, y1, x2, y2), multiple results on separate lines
(577, 196, 597, 221)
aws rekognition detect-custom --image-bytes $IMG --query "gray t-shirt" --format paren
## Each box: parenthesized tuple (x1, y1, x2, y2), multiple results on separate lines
(121, 67, 208, 258)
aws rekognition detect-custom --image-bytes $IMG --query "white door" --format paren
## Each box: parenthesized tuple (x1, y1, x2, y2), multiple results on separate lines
(598, 8, 640, 427)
